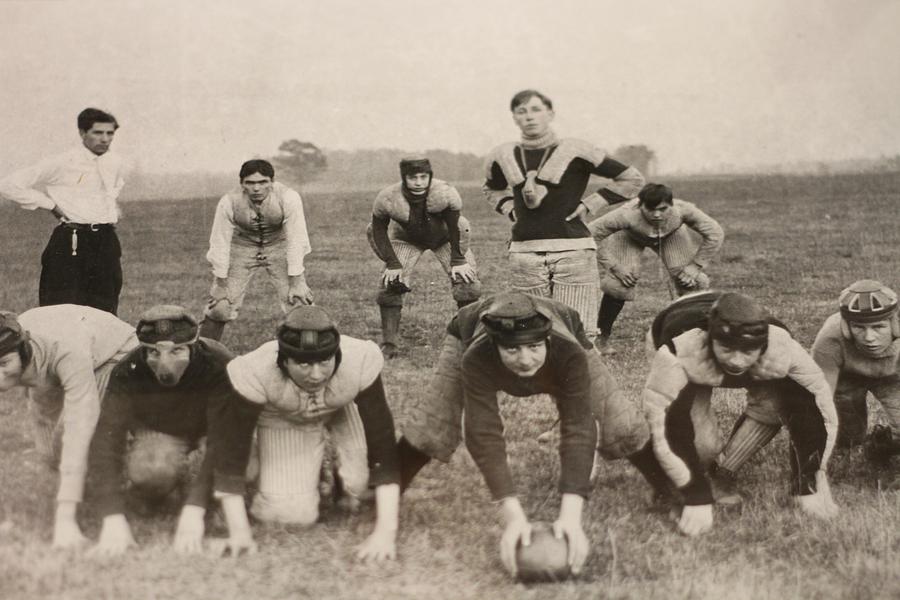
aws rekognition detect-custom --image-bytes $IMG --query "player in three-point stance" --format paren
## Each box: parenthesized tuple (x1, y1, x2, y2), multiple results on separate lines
(643, 291, 839, 536)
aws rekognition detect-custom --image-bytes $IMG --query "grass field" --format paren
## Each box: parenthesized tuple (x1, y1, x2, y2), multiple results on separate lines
(1, 172, 899, 599)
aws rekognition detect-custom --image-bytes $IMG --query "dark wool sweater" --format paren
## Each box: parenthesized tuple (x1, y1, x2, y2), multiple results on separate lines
(485, 147, 631, 244)
(89, 339, 242, 517)
(449, 296, 597, 500)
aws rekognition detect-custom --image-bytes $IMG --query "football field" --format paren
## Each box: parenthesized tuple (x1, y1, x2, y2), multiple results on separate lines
(1, 172, 899, 599)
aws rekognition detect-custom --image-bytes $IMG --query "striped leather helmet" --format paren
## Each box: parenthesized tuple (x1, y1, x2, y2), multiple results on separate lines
(839, 280, 898, 324)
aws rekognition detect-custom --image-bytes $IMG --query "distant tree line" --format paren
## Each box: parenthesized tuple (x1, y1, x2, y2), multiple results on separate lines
(272, 139, 660, 187)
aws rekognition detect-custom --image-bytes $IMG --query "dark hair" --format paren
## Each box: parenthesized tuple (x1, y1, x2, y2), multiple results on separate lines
(239, 159, 275, 181)
(17, 340, 33, 368)
(77, 108, 118, 132)
(638, 183, 674, 209)
(510, 89, 553, 112)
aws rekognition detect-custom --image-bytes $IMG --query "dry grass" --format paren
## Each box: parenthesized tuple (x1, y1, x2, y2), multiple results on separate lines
(1, 172, 899, 599)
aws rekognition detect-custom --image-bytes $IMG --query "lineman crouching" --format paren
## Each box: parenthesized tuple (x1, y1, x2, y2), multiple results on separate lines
(811, 280, 900, 488)
(88, 305, 254, 556)
(643, 292, 839, 536)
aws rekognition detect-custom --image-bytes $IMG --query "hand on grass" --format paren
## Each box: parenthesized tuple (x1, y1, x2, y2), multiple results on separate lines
(356, 527, 397, 562)
(88, 514, 135, 557)
(676, 263, 702, 288)
(173, 505, 205, 554)
(795, 471, 839, 519)
(677, 504, 714, 537)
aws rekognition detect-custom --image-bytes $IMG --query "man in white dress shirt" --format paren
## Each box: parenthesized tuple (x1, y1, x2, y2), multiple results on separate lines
(0, 108, 127, 314)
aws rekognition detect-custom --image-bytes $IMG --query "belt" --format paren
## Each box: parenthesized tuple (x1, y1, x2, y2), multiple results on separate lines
(60, 222, 115, 232)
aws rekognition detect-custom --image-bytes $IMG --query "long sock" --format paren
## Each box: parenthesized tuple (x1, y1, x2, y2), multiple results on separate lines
(717, 416, 780, 472)
(398, 436, 432, 493)
(597, 295, 626, 335)
(627, 441, 672, 497)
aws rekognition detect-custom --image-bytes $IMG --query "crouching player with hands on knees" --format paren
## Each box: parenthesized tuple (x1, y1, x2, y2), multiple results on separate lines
(811, 280, 900, 488)
(88, 305, 254, 557)
(643, 292, 839, 537)
(0, 305, 139, 548)
(397, 292, 672, 577)
(367, 156, 481, 358)
(201, 159, 314, 342)
(217, 305, 401, 561)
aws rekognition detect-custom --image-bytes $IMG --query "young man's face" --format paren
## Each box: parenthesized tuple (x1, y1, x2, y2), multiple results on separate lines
(640, 202, 673, 226)
(848, 320, 894, 355)
(711, 340, 763, 376)
(496, 340, 548, 378)
(404, 172, 430, 195)
(241, 172, 273, 203)
(145, 343, 192, 387)
(512, 96, 554, 138)
(80, 122, 117, 156)
(0, 350, 24, 392)
(285, 356, 336, 392)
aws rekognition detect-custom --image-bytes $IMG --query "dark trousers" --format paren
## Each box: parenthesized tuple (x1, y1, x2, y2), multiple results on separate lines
(39, 224, 123, 315)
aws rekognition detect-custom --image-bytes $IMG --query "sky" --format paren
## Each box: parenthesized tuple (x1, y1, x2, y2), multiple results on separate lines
(1, 0, 899, 175)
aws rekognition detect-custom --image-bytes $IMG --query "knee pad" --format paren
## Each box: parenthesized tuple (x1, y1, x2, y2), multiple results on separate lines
(127, 441, 187, 499)
(250, 492, 319, 525)
(452, 280, 482, 305)
(205, 297, 235, 322)
(600, 276, 635, 301)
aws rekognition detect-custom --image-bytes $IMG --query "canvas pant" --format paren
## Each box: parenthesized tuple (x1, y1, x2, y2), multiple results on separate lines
(40, 223, 123, 315)
(204, 239, 291, 322)
(251, 404, 369, 525)
(508, 249, 599, 338)
(403, 335, 648, 462)
(831, 371, 900, 447)
(367, 217, 482, 308)
(600, 227, 709, 301)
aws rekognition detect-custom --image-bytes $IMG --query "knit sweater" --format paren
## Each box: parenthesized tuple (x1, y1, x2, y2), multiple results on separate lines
(589, 198, 724, 269)
(448, 296, 596, 500)
(811, 313, 900, 394)
(371, 179, 466, 267)
(89, 339, 240, 516)
(482, 138, 644, 252)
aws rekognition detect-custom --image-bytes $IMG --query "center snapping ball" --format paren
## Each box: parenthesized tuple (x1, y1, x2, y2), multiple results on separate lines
(515, 521, 571, 583)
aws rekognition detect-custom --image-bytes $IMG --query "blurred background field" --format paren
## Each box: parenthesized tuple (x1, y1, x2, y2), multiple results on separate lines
(1, 171, 899, 599)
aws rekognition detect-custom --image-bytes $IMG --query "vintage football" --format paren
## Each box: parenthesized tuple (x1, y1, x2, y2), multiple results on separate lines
(515, 521, 571, 583)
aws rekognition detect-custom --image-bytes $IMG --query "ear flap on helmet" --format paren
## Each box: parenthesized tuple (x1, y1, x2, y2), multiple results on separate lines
(840, 318, 852, 341)
(892, 314, 900, 339)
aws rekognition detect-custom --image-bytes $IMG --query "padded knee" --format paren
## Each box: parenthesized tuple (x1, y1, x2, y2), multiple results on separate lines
(599, 276, 635, 301)
(250, 492, 319, 525)
(452, 280, 482, 305)
(127, 438, 188, 499)
(205, 297, 235, 322)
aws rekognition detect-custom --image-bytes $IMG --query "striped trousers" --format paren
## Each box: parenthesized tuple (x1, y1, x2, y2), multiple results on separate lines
(599, 226, 709, 301)
(251, 403, 369, 525)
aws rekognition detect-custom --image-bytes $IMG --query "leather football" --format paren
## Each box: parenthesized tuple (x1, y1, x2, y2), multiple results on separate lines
(515, 521, 571, 582)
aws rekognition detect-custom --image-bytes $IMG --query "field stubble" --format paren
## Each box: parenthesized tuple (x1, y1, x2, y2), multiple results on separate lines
(0, 172, 899, 599)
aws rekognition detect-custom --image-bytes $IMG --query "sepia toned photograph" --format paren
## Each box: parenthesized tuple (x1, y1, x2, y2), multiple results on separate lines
(0, 1, 898, 598)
